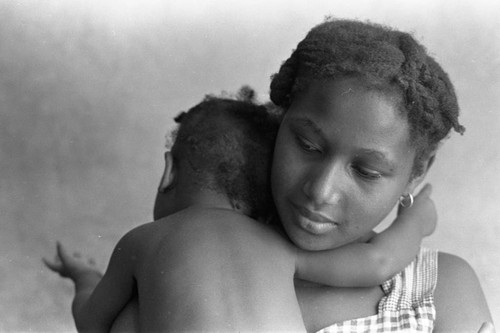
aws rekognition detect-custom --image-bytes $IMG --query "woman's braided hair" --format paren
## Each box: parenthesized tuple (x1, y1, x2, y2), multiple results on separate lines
(270, 18, 465, 177)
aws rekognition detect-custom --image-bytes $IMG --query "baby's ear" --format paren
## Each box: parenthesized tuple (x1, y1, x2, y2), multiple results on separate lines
(158, 151, 176, 192)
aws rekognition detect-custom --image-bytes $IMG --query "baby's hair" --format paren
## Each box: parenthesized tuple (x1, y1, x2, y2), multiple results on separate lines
(171, 86, 281, 220)
(270, 18, 465, 177)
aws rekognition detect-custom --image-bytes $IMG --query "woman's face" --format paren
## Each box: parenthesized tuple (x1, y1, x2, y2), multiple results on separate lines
(271, 78, 418, 251)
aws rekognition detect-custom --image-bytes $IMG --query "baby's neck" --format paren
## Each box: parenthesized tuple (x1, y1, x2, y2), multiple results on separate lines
(178, 189, 246, 216)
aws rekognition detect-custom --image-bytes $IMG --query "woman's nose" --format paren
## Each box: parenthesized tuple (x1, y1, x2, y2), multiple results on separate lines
(302, 163, 343, 206)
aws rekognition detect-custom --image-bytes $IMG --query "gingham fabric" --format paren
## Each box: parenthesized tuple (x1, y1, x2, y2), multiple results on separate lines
(317, 247, 438, 333)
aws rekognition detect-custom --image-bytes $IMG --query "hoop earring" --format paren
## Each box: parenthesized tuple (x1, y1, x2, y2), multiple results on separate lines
(399, 193, 414, 208)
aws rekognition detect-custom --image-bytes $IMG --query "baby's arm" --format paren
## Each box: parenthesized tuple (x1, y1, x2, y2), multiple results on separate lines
(44, 242, 103, 325)
(296, 184, 436, 287)
(44, 232, 138, 332)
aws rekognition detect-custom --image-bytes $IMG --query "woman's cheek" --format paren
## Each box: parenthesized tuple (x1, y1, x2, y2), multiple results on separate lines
(274, 139, 294, 178)
(355, 192, 395, 232)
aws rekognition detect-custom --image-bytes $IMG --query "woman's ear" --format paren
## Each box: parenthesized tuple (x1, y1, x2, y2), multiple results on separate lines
(158, 151, 176, 193)
(404, 153, 436, 195)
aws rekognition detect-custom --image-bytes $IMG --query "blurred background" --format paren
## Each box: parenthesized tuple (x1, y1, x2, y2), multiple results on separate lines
(1, 0, 498, 330)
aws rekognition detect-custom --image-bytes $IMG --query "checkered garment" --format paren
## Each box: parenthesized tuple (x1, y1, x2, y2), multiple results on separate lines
(317, 247, 438, 333)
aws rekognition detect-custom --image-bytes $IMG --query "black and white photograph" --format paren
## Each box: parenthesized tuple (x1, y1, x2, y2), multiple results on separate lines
(1, 0, 498, 331)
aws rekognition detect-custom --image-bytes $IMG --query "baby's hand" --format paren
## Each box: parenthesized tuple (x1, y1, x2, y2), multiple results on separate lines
(478, 322, 496, 333)
(397, 184, 437, 237)
(43, 242, 101, 282)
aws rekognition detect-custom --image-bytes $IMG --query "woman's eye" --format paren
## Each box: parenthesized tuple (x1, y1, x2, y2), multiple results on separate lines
(353, 166, 382, 180)
(296, 136, 320, 152)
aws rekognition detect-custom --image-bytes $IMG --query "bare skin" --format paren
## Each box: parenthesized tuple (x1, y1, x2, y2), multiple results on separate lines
(45, 186, 434, 332)
(106, 207, 306, 332)
(45, 154, 436, 332)
(270, 78, 494, 332)
(294, 254, 494, 333)
(46, 206, 305, 332)
(108, 260, 495, 333)
(45, 76, 494, 331)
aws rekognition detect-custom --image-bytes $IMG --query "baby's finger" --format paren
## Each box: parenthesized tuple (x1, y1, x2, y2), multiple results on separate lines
(478, 322, 495, 333)
(416, 183, 433, 197)
(42, 257, 62, 273)
(56, 242, 75, 264)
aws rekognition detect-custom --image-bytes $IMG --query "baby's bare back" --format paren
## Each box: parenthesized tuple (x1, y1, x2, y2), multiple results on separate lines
(133, 207, 306, 332)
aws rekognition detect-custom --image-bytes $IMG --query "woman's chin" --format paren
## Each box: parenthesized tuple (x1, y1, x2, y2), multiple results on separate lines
(286, 227, 334, 251)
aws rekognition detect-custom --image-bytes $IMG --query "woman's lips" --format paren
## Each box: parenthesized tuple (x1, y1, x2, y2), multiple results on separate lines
(292, 203, 339, 235)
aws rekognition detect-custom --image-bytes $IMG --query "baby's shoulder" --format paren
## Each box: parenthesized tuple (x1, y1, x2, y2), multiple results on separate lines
(173, 207, 288, 250)
(172, 207, 269, 233)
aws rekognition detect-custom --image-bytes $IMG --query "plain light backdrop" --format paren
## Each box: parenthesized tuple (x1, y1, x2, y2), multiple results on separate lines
(0, 0, 499, 330)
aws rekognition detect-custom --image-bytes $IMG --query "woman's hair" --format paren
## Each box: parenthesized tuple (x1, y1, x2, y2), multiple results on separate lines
(270, 18, 465, 177)
(170, 87, 281, 220)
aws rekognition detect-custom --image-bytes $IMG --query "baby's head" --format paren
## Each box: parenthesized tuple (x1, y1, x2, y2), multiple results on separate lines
(169, 89, 281, 220)
(270, 18, 465, 177)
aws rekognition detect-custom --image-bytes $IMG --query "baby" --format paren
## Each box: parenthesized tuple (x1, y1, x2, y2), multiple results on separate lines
(45, 90, 436, 332)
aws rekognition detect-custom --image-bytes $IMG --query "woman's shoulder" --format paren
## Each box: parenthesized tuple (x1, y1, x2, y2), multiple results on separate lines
(436, 251, 485, 299)
(433, 252, 492, 332)
(438, 251, 473, 270)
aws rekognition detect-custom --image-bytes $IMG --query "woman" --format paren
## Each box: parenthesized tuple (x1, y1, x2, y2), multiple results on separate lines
(265, 18, 492, 332)
(112, 18, 492, 332)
